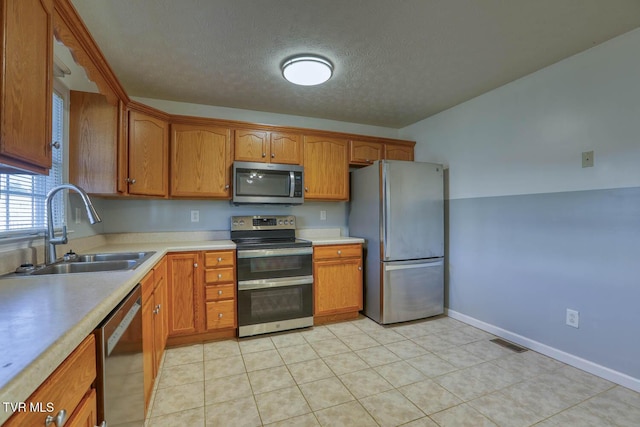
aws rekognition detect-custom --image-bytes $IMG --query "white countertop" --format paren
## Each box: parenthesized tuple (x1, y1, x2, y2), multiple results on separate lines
(0, 240, 233, 424)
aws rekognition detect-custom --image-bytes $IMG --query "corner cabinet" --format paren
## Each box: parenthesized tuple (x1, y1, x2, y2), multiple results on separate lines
(235, 128, 302, 165)
(313, 244, 363, 324)
(170, 123, 232, 198)
(303, 135, 349, 201)
(0, 0, 53, 174)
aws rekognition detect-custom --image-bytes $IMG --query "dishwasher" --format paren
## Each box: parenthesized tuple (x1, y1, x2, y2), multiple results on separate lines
(95, 284, 144, 426)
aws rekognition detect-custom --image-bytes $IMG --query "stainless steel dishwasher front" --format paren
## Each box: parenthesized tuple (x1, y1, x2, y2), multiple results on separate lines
(95, 284, 144, 426)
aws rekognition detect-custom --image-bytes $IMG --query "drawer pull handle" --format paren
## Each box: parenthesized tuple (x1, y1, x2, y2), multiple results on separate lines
(45, 409, 67, 426)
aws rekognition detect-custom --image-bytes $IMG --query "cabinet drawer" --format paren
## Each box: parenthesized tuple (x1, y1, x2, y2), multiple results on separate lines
(314, 244, 362, 260)
(205, 267, 235, 284)
(205, 283, 235, 301)
(5, 334, 97, 427)
(204, 251, 235, 268)
(206, 300, 236, 330)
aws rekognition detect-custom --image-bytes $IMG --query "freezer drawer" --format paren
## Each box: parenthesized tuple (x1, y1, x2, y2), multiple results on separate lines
(382, 258, 444, 324)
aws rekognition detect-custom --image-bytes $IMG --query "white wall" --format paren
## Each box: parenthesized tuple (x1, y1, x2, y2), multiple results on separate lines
(401, 28, 640, 199)
(399, 28, 640, 389)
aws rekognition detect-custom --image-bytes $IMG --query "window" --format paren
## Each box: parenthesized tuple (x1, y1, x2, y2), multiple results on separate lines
(0, 92, 65, 239)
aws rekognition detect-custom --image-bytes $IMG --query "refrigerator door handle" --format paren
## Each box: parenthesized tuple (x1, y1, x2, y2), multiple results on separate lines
(385, 259, 444, 271)
(382, 162, 390, 260)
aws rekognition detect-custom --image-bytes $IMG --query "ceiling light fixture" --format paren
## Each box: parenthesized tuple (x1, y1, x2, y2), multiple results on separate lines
(282, 55, 333, 86)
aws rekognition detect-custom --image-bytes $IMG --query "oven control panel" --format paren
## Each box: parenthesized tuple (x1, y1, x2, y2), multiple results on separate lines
(231, 215, 296, 231)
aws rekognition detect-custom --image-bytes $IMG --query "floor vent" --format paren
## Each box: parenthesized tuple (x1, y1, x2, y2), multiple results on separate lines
(490, 338, 528, 353)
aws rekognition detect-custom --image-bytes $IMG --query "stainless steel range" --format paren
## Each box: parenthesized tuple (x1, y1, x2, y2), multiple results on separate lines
(231, 215, 313, 337)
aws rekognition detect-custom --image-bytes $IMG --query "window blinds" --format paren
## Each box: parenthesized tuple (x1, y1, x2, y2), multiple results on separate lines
(0, 92, 65, 238)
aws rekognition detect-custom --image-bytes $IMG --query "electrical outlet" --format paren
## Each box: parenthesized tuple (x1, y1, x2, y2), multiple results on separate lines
(320, 210, 327, 221)
(582, 150, 594, 168)
(190, 210, 200, 223)
(566, 308, 579, 328)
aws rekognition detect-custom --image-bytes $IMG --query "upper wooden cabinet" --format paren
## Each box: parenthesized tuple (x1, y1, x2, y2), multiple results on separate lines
(303, 135, 349, 201)
(0, 0, 53, 174)
(349, 140, 384, 166)
(385, 143, 414, 161)
(127, 108, 169, 197)
(171, 123, 232, 198)
(69, 91, 119, 194)
(235, 128, 302, 165)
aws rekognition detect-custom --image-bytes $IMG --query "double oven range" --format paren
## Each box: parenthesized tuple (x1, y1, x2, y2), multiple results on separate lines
(232, 215, 313, 337)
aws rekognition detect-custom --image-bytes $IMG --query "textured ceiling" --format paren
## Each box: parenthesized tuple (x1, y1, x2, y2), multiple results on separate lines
(70, 0, 640, 128)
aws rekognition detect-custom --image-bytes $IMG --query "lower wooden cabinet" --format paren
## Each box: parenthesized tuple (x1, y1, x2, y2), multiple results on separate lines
(166, 250, 236, 344)
(4, 335, 97, 427)
(142, 256, 169, 411)
(313, 244, 363, 323)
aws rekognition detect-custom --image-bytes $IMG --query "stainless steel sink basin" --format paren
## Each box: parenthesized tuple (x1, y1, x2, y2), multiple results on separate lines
(18, 251, 156, 276)
(75, 252, 153, 263)
(31, 260, 139, 275)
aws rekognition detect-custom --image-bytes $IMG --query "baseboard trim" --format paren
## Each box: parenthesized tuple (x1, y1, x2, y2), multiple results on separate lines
(446, 309, 640, 393)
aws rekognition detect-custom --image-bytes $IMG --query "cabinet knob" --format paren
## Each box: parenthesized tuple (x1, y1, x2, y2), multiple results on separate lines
(194, 263, 198, 268)
(305, 187, 309, 192)
(218, 290, 223, 295)
(358, 266, 362, 271)
(126, 177, 136, 184)
(271, 153, 275, 158)
(218, 313, 223, 318)
(337, 250, 342, 255)
(52, 141, 61, 150)
(218, 273, 223, 279)
(45, 409, 67, 426)
(225, 184, 230, 190)
(262, 152, 266, 157)
(218, 257, 223, 262)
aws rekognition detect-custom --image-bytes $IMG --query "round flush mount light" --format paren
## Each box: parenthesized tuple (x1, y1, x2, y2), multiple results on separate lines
(282, 55, 333, 86)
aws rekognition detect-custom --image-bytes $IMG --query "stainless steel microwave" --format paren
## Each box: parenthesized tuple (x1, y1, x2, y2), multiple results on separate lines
(233, 161, 304, 204)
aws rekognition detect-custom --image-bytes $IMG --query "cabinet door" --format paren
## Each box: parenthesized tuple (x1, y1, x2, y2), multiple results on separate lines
(0, 0, 53, 173)
(69, 91, 118, 194)
(65, 389, 98, 427)
(167, 252, 202, 336)
(314, 257, 363, 315)
(128, 110, 168, 196)
(349, 140, 383, 166)
(385, 144, 414, 161)
(171, 124, 231, 197)
(141, 280, 155, 410)
(270, 132, 302, 165)
(153, 276, 168, 373)
(234, 129, 269, 162)
(303, 136, 349, 200)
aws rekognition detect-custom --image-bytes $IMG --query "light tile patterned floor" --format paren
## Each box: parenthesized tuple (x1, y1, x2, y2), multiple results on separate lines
(145, 316, 640, 426)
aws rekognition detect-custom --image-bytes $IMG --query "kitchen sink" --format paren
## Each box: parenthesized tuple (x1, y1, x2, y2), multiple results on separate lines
(75, 252, 154, 263)
(12, 251, 156, 276)
(31, 260, 140, 275)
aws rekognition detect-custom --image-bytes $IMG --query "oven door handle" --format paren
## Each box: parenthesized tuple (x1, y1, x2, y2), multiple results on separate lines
(237, 247, 313, 258)
(238, 275, 313, 290)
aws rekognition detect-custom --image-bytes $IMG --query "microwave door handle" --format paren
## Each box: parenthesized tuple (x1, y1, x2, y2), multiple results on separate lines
(289, 171, 295, 197)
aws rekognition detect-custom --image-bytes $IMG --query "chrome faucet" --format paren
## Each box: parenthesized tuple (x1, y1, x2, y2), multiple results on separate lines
(45, 184, 102, 265)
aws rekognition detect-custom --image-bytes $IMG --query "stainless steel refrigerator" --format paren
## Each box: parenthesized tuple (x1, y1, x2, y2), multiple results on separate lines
(349, 160, 444, 324)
